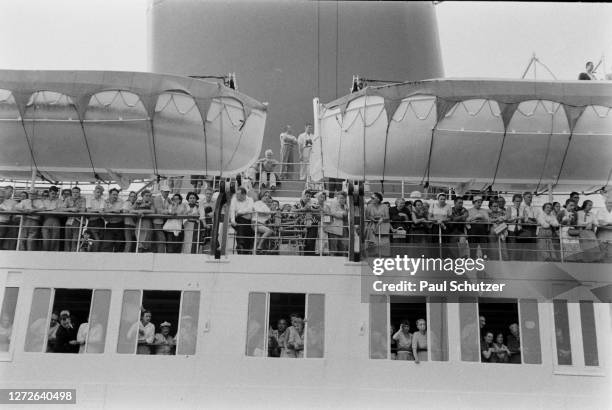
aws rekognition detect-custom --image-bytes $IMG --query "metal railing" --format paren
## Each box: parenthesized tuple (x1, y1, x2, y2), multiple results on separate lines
(0, 209, 610, 263)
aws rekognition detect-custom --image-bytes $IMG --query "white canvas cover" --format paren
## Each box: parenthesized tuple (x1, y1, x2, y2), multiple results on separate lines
(0, 70, 267, 182)
(314, 79, 612, 192)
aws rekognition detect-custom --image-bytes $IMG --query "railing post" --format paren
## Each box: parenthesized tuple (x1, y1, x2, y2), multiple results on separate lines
(258, 163, 263, 193)
(195, 219, 201, 254)
(498, 235, 503, 261)
(253, 212, 258, 255)
(438, 224, 442, 258)
(75, 216, 84, 252)
(377, 223, 381, 258)
(559, 232, 564, 263)
(135, 216, 142, 253)
(15, 215, 24, 251)
(319, 211, 324, 257)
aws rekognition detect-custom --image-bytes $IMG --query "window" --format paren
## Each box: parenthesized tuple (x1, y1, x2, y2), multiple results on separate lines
(553, 300, 600, 369)
(478, 299, 520, 364)
(553, 300, 572, 365)
(579, 301, 598, 367)
(0, 287, 19, 354)
(460, 298, 541, 364)
(369, 295, 448, 362)
(24, 288, 111, 354)
(246, 292, 325, 358)
(117, 290, 200, 356)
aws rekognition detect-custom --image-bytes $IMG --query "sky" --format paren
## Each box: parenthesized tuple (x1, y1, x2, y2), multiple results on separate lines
(0, 1, 610, 80)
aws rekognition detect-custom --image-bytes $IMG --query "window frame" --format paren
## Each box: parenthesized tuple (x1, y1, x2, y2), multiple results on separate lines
(245, 291, 326, 359)
(23, 287, 113, 355)
(116, 289, 200, 357)
(551, 300, 605, 376)
(0, 270, 22, 362)
(370, 295, 448, 362)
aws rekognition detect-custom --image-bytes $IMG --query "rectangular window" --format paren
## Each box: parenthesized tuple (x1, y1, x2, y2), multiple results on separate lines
(246, 292, 267, 357)
(519, 299, 541, 364)
(553, 300, 572, 365)
(85, 289, 112, 354)
(369, 295, 388, 360)
(24, 288, 52, 352)
(429, 297, 448, 362)
(23, 288, 112, 354)
(579, 301, 598, 367)
(306, 294, 324, 358)
(247, 292, 325, 359)
(117, 290, 141, 354)
(177, 291, 200, 356)
(478, 299, 520, 364)
(369, 296, 448, 362)
(459, 297, 479, 362)
(390, 296, 427, 361)
(117, 290, 194, 356)
(0, 287, 19, 353)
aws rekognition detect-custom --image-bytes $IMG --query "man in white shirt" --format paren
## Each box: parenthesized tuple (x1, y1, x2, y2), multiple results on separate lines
(102, 188, 125, 252)
(153, 186, 172, 253)
(128, 310, 155, 355)
(17, 190, 44, 251)
(506, 193, 523, 261)
(41, 186, 62, 251)
(229, 187, 255, 254)
(521, 192, 538, 261)
(297, 124, 314, 180)
(0, 187, 17, 250)
(279, 125, 298, 179)
(87, 185, 106, 252)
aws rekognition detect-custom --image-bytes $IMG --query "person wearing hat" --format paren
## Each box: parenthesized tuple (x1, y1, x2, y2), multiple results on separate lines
(53, 312, 78, 353)
(154, 321, 176, 355)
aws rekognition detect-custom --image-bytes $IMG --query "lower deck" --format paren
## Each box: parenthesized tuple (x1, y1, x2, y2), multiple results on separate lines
(0, 252, 610, 409)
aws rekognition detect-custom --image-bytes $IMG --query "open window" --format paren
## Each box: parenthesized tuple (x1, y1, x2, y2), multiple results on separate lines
(369, 295, 448, 361)
(460, 298, 541, 365)
(246, 292, 324, 358)
(117, 290, 200, 356)
(24, 288, 111, 354)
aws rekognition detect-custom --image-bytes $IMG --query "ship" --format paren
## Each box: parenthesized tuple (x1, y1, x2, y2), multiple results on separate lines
(0, 2, 610, 409)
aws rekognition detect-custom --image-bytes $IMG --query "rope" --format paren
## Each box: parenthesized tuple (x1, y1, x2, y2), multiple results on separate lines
(490, 128, 508, 188)
(77, 116, 101, 181)
(552, 130, 573, 190)
(534, 111, 555, 193)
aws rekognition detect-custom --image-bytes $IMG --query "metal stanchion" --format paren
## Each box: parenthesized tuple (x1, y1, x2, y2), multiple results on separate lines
(252, 212, 258, 255)
(15, 215, 23, 251)
(135, 217, 142, 254)
(438, 224, 442, 258)
(195, 219, 201, 254)
(498, 235, 503, 261)
(75, 216, 84, 252)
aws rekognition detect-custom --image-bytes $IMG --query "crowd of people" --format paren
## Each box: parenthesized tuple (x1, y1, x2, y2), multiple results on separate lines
(390, 318, 429, 363)
(268, 313, 306, 358)
(1, 181, 610, 262)
(369, 191, 612, 262)
(229, 188, 349, 256)
(28, 310, 104, 354)
(478, 316, 522, 364)
(0, 184, 216, 254)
